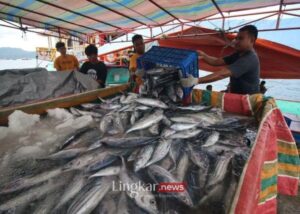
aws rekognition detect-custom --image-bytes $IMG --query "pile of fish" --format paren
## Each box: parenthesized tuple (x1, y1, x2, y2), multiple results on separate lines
(0, 92, 258, 214)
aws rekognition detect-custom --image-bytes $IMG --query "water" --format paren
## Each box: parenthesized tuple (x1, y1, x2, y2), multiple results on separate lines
(0, 59, 299, 101)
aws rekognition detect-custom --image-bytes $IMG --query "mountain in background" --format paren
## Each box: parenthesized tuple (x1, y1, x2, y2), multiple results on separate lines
(0, 47, 35, 59)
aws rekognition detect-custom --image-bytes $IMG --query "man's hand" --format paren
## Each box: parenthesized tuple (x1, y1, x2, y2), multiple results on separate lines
(197, 50, 207, 60)
(180, 74, 199, 87)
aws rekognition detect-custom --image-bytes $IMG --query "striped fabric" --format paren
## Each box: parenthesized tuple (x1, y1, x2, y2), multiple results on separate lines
(192, 89, 300, 214)
(0, 0, 282, 35)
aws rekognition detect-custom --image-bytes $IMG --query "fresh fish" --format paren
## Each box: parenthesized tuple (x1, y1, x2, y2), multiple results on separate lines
(169, 140, 184, 170)
(54, 173, 87, 210)
(135, 98, 168, 109)
(198, 162, 210, 189)
(176, 105, 211, 112)
(166, 85, 177, 102)
(0, 167, 63, 194)
(63, 148, 107, 171)
(81, 103, 101, 109)
(94, 191, 119, 214)
(147, 164, 193, 207)
(117, 192, 131, 214)
(89, 166, 121, 178)
(119, 111, 130, 128)
(136, 105, 151, 111)
(157, 154, 174, 171)
(100, 136, 158, 148)
(206, 152, 234, 188)
(162, 116, 172, 127)
(127, 148, 140, 162)
(67, 177, 113, 214)
(120, 93, 138, 104)
(134, 144, 156, 172)
(149, 123, 160, 135)
(60, 126, 92, 150)
(174, 151, 189, 182)
(169, 129, 201, 139)
(0, 179, 65, 211)
(146, 139, 172, 167)
(40, 148, 86, 160)
(198, 183, 225, 206)
(99, 114, 113, 133)
(100, 103, 122, 110)
(202, 131, 220, 147)
(32, 191, 61, 214)
(170, 116, 202, 124)
(120, 157, 158, 214)
(126, 110, 164, 133)
(113, 112, 125, 133)
(161, 128, 176, 138)
(170, 123, 197, 131)
(224, 177, 238, 214)
(188, 145, 210, 169)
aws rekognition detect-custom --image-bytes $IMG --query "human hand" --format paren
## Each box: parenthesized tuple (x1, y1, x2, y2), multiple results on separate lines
(180, 74, 199, 87)
(197, 50, 207, 60)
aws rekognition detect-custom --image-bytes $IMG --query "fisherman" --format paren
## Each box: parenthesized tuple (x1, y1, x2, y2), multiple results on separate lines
(181, 25, 260, 95)
(129, 34, 145, 93)
(80, 44, 108, 88)
(54, 41, 79, 72)
(206, 85, 212, 91)
(260, 80, 267, 94)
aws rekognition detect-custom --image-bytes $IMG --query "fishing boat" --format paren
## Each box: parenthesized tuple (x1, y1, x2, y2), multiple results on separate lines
(0, 1, 299, 213)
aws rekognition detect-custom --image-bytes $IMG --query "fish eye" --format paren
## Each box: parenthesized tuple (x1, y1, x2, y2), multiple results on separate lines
(150, 199, 156, 205)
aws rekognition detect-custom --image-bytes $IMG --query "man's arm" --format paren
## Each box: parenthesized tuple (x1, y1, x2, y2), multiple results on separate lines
(180, 68, 231, 87)
(198, 68, 231, 84)
(198, 51, 226, 66)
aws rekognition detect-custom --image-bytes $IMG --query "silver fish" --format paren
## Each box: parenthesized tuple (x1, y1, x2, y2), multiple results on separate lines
(100, 136, 158, 148)
(120, 93, 139, 104)
(134, 144, 156, 172)
(94, 191, 119, 214)
(148, 123, 160, 135)
(32, 191, 61, 214)
(89, 166, 121, 178)
(127, 148, 140, 162)
(176, 105, 211, 111)
(169, 129, 201, 139)
(198, 183, 225, 206)
(162, 116, 172, 127)
(188, 144, 210, 169)
(41, 148, 86, 160)
(126, 110, 164, 133)
(135, 98, 168, 109)
(67, 177, 113, 214)
(100, 103, 122, 110)
(113, 112, 125, 133)
(147, 164, 193, 207)
(54, 173, 87, 210)
(202, 131, 220, 147)
(99, 114, 113, 133)
(81, 103, 100, 109)
(169, 140, 184, 170)
(0, 179, 65, 211)
(136, 105, 151, 111)
(166, 85, 177, 102)
(63, 149, 107, 171)
(170, 116, 202, 124)
(0, 167, 63, 194)
(170, 123, 197, 131)
(174, 151, 189, 181)
(206, 152, 234, 188)
(120, 157, 158, 214)
(161, 128, 176, 138)
(146, 139, 172, 167)
(70, 107, 81, 116)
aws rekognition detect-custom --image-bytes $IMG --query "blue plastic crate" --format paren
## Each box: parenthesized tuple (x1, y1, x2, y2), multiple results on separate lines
(137, 46, 199, 99)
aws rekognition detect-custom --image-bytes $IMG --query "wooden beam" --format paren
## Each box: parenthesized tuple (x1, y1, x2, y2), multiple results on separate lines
(0, 84, 129, 125)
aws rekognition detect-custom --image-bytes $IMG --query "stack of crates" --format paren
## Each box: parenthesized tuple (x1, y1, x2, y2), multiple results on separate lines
(137, 46, 198, 104)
